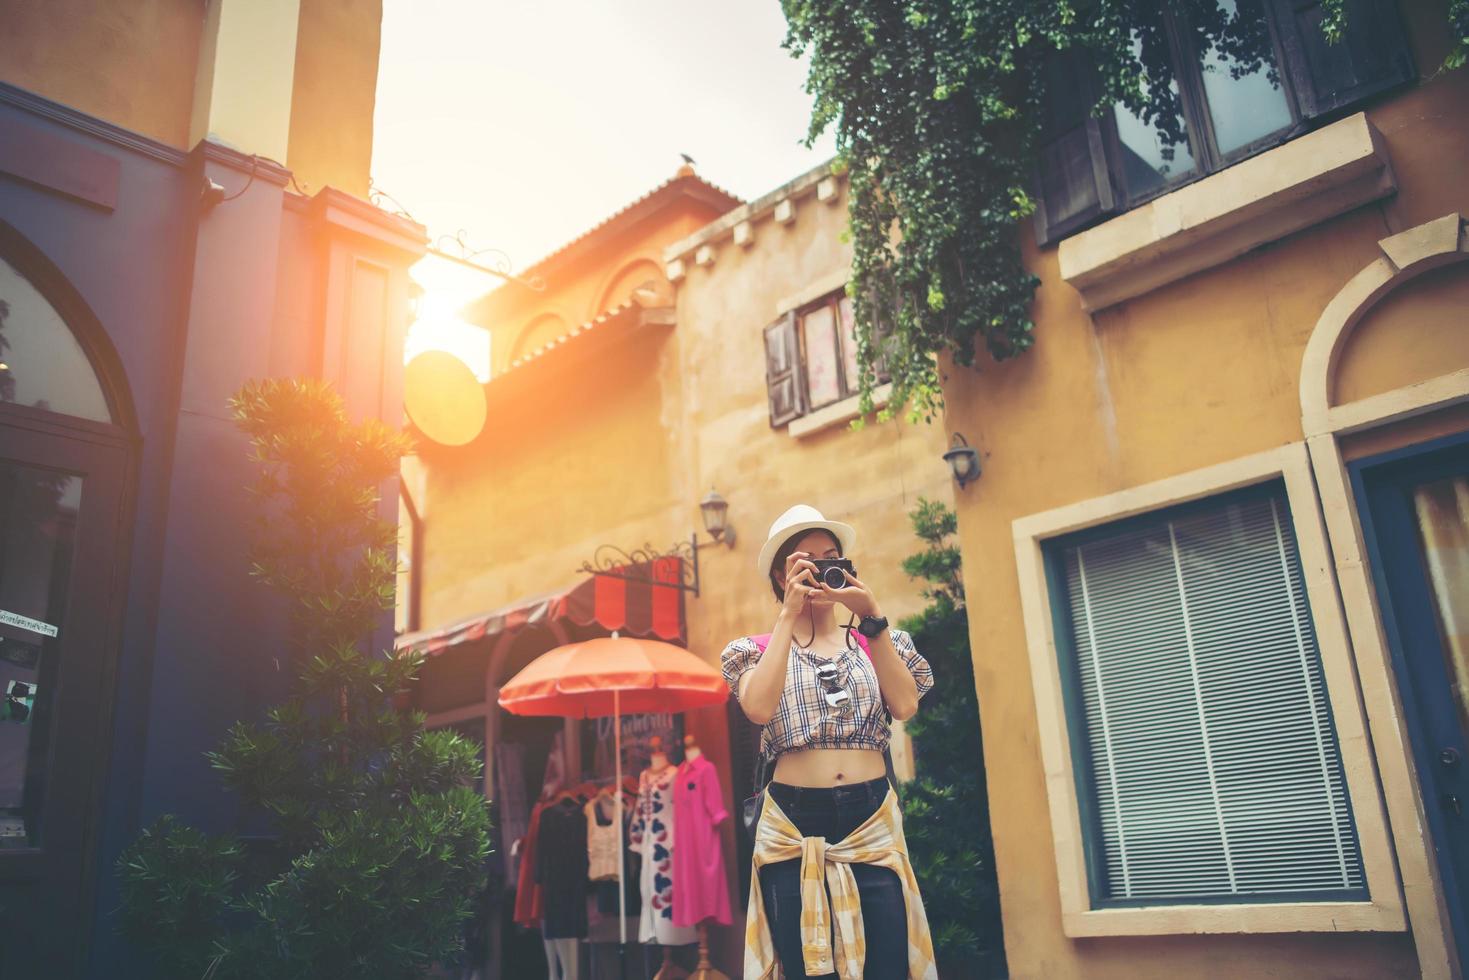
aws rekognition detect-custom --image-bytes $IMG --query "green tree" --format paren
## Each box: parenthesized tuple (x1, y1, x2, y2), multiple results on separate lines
(898, 498, 1004, 977)
(117, 378, 490, 980)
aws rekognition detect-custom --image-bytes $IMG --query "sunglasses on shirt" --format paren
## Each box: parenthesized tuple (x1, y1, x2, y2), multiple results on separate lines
(816, 662, 852, 713)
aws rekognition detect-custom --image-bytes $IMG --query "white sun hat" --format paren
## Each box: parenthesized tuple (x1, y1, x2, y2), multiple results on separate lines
(755, 504, 857, 579)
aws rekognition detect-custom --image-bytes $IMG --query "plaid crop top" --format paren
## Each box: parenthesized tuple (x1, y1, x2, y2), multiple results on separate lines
(721, 628, 934, 758)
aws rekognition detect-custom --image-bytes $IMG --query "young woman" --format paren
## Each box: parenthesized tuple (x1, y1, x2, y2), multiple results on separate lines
(721, 504, 936, 980)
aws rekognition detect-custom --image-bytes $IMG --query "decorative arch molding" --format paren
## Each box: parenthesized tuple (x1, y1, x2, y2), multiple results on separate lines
(1300, 212, 1469, 439)
(0, 218, 140, 439)
(591, 257, 669, 318)
(1299, 212, 1468, 980)
(509, 312, 569, 365)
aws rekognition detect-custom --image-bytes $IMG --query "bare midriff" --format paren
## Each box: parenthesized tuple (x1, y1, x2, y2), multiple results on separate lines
(772, 746, 887, 787)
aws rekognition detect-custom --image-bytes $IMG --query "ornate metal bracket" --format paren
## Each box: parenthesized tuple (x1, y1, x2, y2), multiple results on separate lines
(429, 229, 546, 292)
(576, 533, 700, 597)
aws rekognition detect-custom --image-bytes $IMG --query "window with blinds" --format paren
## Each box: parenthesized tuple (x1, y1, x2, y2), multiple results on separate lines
(1049, 484, 1366, 905)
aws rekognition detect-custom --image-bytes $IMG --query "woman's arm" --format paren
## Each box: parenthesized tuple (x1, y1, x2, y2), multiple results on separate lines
(823, 573, 920, 721)
(737, 553, 820, 724)
(864, 622, 920, 721)
(736, 607, 793, 724)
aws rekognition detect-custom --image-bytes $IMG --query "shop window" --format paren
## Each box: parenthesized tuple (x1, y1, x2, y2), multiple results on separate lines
(1034, 0, 1415, 244)
(1045, 483, 1366, 905)
(762, 290, 889, 427)
(0, 257, 111, 423)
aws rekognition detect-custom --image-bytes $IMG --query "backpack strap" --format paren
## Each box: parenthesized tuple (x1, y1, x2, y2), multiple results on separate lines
(749, 630, 871, 657)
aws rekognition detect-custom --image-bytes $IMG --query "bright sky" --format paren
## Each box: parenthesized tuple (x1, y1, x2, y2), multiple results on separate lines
(373, 1, 836, 376)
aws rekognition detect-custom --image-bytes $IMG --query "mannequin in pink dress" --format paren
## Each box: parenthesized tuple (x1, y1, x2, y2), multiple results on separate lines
(672, 734, 731, 980)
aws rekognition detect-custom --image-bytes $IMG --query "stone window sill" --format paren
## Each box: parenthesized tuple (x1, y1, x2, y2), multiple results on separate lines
(788, 383, 893, 439)
(1057, 112, 1395, 312)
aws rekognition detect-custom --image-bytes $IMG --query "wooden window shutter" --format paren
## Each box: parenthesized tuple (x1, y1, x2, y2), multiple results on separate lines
(1034, 48, 1118, 246)
(1270, 0, 1416, 121)
(763, 311, 805, 426)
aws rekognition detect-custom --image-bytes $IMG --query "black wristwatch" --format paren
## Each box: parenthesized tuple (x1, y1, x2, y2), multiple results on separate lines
(856, 615, 889, 638)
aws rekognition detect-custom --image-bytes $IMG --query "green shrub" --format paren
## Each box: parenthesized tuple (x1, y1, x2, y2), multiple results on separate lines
(117, 379, 490, 980)
(898, 497, 1005, 977)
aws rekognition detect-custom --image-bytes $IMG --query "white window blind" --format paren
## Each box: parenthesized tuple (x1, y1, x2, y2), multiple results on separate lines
(1055, 488, 1364, 904)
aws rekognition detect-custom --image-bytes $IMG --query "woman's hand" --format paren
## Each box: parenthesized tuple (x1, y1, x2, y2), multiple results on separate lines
(779, 551, 820, 619)
(822, 570, 882, 619)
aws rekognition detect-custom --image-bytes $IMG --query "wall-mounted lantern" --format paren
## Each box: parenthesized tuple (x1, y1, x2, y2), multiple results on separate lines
(943, 433, 981, 489)
(699, 489, 736, 547)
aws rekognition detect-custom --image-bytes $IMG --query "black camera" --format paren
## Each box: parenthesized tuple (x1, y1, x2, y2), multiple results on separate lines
(811, 558, 855, 589)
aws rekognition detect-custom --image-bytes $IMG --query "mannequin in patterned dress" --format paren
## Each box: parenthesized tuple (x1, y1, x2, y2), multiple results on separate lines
(629, 736, 697, 969)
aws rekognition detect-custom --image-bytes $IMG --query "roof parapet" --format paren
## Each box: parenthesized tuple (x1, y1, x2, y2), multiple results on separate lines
(662, 158, 843, 270)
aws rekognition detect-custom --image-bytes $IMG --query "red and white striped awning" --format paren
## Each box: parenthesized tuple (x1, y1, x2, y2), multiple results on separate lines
(394, 559, 686, 658)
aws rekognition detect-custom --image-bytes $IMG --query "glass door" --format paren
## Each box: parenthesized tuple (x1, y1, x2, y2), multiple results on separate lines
(0, 418, 127, 978)
(1358, 437, 1469, 961)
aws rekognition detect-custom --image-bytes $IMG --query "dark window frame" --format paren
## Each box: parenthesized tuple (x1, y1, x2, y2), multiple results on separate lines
(1035, 0, 1415, 246)
(1042, 479, 1370, 909)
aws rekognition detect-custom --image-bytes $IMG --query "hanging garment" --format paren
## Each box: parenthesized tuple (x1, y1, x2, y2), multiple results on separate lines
(671, 754, 732, 928)
(513, 801, 546, 928)
(593, 843, 641, 918)
(536, 798, 590, 940)
(585, 795, 621, 882)
(593, 797, 641, 921)
(628, 765, 698, 946)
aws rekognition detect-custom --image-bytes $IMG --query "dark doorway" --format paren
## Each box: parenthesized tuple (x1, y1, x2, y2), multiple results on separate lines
(0, 415, 129, 977)
(1355, 432, 1469, 962)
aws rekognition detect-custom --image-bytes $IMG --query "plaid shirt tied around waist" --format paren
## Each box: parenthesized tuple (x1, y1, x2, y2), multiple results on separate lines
(746, 786, 937, 979)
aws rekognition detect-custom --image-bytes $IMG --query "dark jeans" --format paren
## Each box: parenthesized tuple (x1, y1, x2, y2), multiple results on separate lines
(758, 776, 907, 980)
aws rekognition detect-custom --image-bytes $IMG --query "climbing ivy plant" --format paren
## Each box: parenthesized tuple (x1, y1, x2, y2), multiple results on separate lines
(781, 0, 1465, 424)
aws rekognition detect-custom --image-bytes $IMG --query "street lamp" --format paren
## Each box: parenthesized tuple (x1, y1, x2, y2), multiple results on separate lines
(943, 433, 981, 489)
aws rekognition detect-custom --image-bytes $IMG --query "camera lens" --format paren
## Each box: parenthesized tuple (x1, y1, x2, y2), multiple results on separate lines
(820, 566, 847, 589)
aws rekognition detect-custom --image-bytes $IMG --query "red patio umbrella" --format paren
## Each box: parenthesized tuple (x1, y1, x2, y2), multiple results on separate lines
(498, 634, 728, 944)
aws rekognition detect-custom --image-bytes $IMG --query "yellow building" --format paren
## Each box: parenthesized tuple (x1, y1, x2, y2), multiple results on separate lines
(935, 1, 1469, 977)
(400, 3, 1469, 978)
(398, 163, 958, 975)
(0, 2, 418, 976)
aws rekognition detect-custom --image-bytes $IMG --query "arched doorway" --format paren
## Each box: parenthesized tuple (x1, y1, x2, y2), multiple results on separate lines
(1300, 212, 1469, 976)
(0, 222, 136, 977)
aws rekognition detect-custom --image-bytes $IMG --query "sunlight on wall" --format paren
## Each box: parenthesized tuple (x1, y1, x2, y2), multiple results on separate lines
(404, 252, 495, 381)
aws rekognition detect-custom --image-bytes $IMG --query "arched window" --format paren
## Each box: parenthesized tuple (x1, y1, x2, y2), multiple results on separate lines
(0, 256, 110, 424)
(0, 222, 134, 972)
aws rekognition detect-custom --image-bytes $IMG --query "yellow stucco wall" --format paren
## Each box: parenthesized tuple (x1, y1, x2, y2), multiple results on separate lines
(286, 0, 382, 197)
(1, 0, 380, 199)
(939, 15, 1469, 978)
(0, 0, 206, 147)
(422, 176, 953, 675)
(422, 331, 683, 623)
(1335, 262, 1469, 405)
(473, 187, 733, 375)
